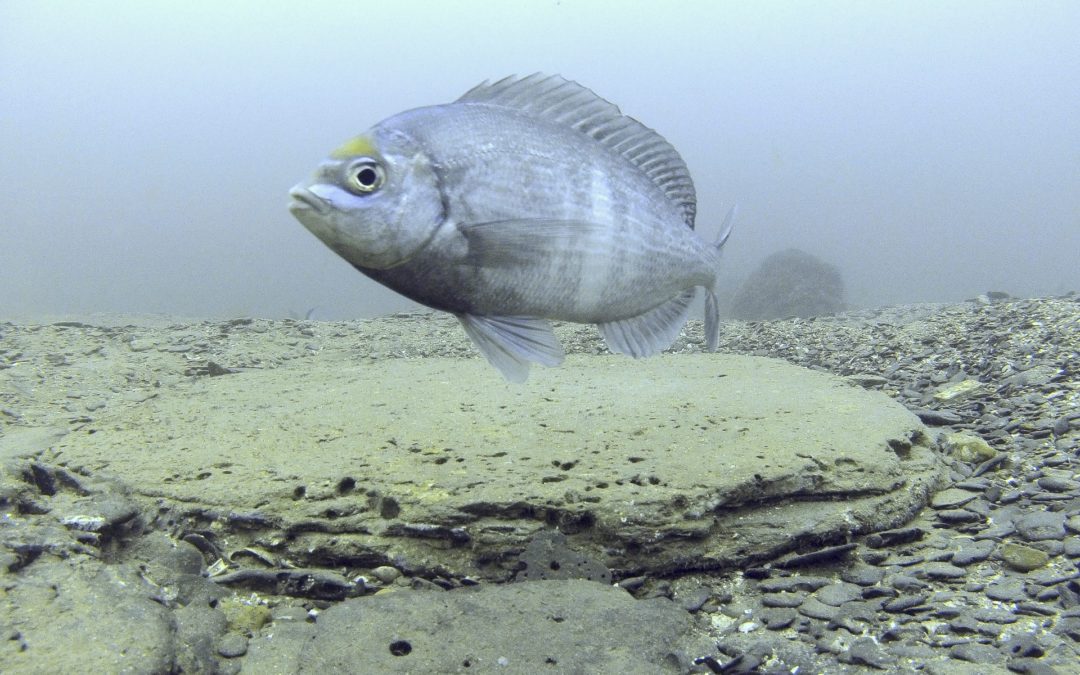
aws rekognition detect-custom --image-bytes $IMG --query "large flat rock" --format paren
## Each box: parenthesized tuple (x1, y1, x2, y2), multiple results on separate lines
(50, 353, 943, 579)
(253, 580, 712, 674)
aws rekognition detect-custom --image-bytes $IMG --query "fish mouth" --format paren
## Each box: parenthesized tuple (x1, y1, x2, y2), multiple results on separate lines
(288, 185, 330, 215)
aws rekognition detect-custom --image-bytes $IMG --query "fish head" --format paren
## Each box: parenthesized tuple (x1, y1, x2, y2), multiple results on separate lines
(288, 129, 444, 270)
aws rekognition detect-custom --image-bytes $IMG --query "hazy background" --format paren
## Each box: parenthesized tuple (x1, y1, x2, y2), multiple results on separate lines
(2, 0, 1078, 320)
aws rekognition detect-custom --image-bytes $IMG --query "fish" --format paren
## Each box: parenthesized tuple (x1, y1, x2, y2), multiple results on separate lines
(289, 74, 734, 382)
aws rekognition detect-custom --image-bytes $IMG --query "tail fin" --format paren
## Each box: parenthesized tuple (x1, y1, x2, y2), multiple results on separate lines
(704, 205, 737, 351)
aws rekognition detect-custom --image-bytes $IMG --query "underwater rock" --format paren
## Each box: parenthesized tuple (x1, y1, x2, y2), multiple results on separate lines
(50, 353, 942, 583)
(730, 248, 845, 320)
(515, 530, 611, 583)
(290, 580, 712, 674)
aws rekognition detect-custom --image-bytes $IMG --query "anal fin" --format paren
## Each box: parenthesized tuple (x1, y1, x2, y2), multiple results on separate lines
(598, 288, 696, 358)
(457, 314, 565, 383)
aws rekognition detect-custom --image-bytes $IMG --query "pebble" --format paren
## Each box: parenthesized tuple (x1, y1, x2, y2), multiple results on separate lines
(993, 542, 1045, 570)
(840, 563, 885, 586)
(865, 527, 925, 549)
(917, 562, 967, 581)
(797, 597, 839, 621)
(883, 594, 929, 613)
(936, 509, 984, 524)
(931, 488, 978, 509)
(814, 582, 862, 607)
(949, 615, 979, 634)
(757, 576, 830, 593)
(678, 587, 713, 612)
(370, 565, 402, 584)
(217, 633, 249, 658)
(973, 607, 1018, 624)
(942, 432, 998, 463)
(846, 636, 893, 669)
(1037, 476, 1080, 492)
(954, 478, 991, 491)
(985, 577, 1027, 602)
(1064, 537, 1080, 558)
(758, 607, 797, 630)
(949, 642, 1000, 663)
(761, 592, 805, 608)
(952, 540, 996, 566)
(1003, 634, 1045, 658)
(1014, 511, 1067, 541)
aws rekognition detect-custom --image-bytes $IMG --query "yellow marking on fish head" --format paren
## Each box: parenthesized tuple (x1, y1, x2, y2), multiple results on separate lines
(330, 134, 377, 158)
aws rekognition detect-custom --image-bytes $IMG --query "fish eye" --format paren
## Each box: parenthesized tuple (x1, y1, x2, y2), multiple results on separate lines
(345, 159, 385, 194)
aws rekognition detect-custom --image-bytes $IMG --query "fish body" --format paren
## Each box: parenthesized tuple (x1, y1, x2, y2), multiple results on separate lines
(289, 74, 733, 382)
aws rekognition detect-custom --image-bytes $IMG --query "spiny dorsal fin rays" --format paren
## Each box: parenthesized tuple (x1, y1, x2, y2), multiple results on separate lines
(457, 74, 697, 229)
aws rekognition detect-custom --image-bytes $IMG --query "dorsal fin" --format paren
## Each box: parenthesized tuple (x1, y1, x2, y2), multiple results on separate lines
(457, 74, 697, 228)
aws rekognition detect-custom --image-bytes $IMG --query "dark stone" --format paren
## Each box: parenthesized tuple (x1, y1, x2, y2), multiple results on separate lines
(759, 607, 797, 630)
(841, 563, 886, 586)
(758, 576, 831, 593)
(883, 554, 925, 567)
(776, 543, 857, 568)
(931, 488, 978, 509)
(949, 642, 1000, 663)
(948, 615, 979, 634)
(1014, 511, 1067, 542)
(516, 531, 611, 584)
(973, 607, 1018, 624)
(972, 453, 1009, 477)
(1003, 634, 1045, 658)
(677, 586, 712, 612)
(985, 578, 1028, 602)
(1000, 543, 1051, 572)
(762, 592, 806, 608)
(883, 594, 929, 613)
(212, 568, 355, 601)
(1064, 537, 1080, 558)
(862, 586, 896, 600)
(798, 597, 839, 621)
(953, 540, 996, 566)
(815, 582, 863, 607)
(295, 580, 711, 673)
(865, 527, 925, 549)
(936, 509, 984, 524)
(218, 633, 249, 658)
(1036, 476, 1079, 492)
(845, 636, 894, 669)
(916, 562, 966, 581)
(1054, 616, 1080, 641)
(1015, 602, 1057, 616)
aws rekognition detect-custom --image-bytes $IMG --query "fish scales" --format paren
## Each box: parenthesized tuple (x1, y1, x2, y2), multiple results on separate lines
(289, 74, 735, 381)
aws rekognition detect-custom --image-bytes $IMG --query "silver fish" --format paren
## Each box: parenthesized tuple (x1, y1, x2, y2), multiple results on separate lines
(289, 74, 734, 382)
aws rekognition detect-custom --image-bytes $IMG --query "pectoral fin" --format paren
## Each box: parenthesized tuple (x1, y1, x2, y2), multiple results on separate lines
(457, 314, 566, 383)
(458, 219, 611, 268)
